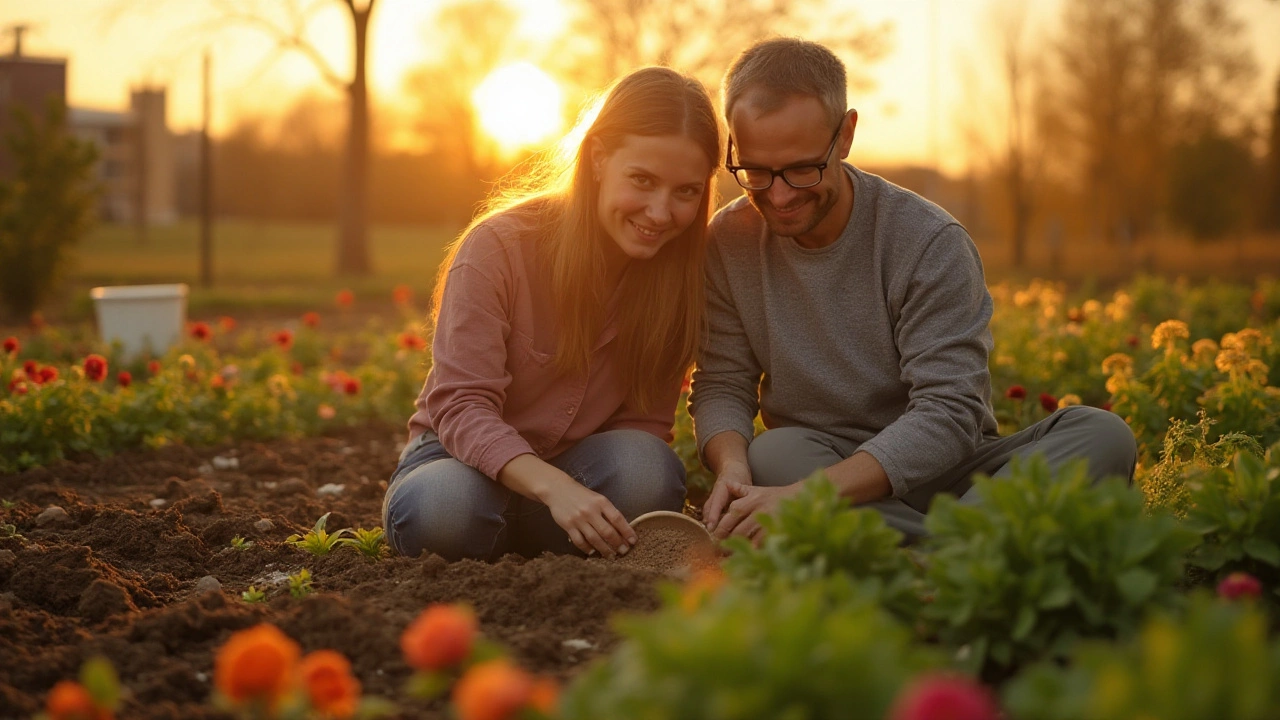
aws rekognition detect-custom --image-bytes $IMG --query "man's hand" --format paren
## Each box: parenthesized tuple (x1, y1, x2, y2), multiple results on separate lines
(712, 481, 802, 542)
(703, 461, 752, 533)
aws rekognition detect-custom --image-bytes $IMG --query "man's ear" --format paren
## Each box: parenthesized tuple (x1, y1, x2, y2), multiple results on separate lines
(839, 109, 859, 159)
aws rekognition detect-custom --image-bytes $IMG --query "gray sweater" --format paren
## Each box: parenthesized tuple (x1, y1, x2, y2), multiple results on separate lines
(689, 165, 999, 498)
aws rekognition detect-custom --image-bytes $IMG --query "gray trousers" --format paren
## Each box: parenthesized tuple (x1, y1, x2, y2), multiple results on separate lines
(746, 406, 1137, 539)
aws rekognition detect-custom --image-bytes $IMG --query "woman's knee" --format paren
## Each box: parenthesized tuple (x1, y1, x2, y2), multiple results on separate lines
(562, 430, 686, 518)
(382, 460, 509, 560)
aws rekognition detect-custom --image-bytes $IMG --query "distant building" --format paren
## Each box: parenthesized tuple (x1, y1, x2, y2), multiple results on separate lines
(0, 31, 176, 224)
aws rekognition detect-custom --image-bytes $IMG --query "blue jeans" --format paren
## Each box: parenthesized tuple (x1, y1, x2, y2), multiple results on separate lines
(383, 429, 687, 560)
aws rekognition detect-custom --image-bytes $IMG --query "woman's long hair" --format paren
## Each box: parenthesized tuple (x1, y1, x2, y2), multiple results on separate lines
(432, 66, 721, 412)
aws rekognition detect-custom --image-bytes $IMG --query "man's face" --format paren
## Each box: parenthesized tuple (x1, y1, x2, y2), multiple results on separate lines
(728, 94, 851, 241)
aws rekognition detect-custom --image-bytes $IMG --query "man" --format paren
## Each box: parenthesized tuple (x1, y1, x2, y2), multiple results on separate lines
(690, 38, 1136, 541)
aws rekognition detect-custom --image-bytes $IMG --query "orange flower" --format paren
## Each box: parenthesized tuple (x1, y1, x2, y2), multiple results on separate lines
(401, 604, 476, 671)
(528, 677, 560, 714)
(147, 360, 162, 376)
(273, 330, 294, 350)
(397, 332, 426, 351)
(46, 680, 110, 720)
(452, 660, 533, 720)
(299, 650, 361, 719)
(317, 403, 337, 420)
(210, 373, 225, 389)
(302, 312, 321, 328)
(680, 567, 726, 613)
(213, 624, 301, 708)
(335, 289, 355, 308)
(392, 284, 413, 306)
(218, 316, 237, 332)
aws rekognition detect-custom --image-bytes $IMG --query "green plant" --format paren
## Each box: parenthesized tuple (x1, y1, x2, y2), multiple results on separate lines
(0, 98, 99, 318)
(229, 535, 254, 550)
(723, 474, 923, 622)
(1003, 594, 1280, 720)
(561, 576, 941, 720)
(1140, 411, 1263, 515)
(241, 586, 266, 604)
(288, 569, 314, 599)
(338, 527, 387, 560)
(33, 655, 121, 720)
(1, 523, 23, 541)
(286, 513, 351, 556)
(922, 455, 1200, 676)
(1185, 446, 1280, 592)
(1, 498, 15, 509)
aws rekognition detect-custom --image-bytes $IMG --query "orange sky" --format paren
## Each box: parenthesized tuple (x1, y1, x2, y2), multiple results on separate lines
(2, 0, 1278, 175)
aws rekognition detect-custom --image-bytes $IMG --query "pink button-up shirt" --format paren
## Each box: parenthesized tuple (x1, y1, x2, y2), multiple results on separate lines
(409, 207, 679, 480)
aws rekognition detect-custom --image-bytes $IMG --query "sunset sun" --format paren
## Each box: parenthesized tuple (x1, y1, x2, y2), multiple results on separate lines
(472, 62, 564, 152)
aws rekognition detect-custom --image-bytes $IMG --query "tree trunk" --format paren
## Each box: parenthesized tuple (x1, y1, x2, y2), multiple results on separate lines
(336, 5, 372, 276)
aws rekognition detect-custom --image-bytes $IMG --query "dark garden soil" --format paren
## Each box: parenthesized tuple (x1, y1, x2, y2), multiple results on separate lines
(0, 423, 674, 719)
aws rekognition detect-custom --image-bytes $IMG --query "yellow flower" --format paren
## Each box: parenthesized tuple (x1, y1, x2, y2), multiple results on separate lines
(1057, 394, 1082, 408)
(1052, 350, 1068, 365)
(1191, 339, 1219, 364)
(179, 354, 197, 370)
(1222, 328, 1268, 355)
(1101, 353, 1133, 376)
(1106, 375, 1127, 395)
(1043, 304, 1058, 320)
(1106, 291, 1133, 322)
(1082, 299, 1103, 317)
(1246, 359, 1270, 383)
(1216, 347, 1250, 375)
(1151, 320, 1189, 352)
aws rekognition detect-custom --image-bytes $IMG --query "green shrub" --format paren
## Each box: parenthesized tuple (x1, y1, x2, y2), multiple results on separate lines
(722, 475, 923, 622)
(1140, 412, 1263, 515)
(561, 577, 941, 720)
(1003, 594, 1280, 720)
(922, 456, 1199, 675)
(1186, 447, 1280, 593)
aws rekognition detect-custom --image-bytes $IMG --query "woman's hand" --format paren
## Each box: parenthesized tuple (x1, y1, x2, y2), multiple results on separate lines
(498, 454, 637, 558)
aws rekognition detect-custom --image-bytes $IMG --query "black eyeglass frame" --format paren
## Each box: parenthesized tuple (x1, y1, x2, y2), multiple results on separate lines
(724, 119, 846, 191)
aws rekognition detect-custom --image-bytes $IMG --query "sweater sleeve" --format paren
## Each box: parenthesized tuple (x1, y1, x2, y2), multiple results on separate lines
(857, 223, 994, 497)
(421, 238, 536, 480)
(689, 236, 763, 461)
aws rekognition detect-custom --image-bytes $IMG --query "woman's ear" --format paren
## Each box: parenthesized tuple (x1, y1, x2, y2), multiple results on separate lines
(589, 136, 606, 181)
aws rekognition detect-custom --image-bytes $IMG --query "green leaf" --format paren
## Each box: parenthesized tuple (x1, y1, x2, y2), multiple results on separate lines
(1115, 568, 1158, 605)
(1242, 536, 1280, 567)
(79, 656, 121, 710)
(404, 671, 450, 700)
(1012, 604, 1037, 641)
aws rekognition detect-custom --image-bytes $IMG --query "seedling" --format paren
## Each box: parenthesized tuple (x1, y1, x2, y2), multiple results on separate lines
(241, 586, 266, 604)
(286, 512, 351, 556)
(1, 499, 15, 509)
(338, 527, 387, 560)
(229, 535, 254, 550)
(1, 523, 23, 541)
(288, 568, 314, 598)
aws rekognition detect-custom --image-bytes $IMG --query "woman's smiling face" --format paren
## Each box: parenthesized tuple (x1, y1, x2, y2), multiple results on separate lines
(593, 133, 712, 263)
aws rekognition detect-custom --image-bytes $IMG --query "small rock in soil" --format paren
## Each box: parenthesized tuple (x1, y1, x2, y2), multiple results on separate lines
(253, 518, 275, 533)
(316, 483, 345, 497)
(194, 576, 222, 595)
(35, 506, 70, 526)
(562, 638, 595, 651)
(197, 463, 214, 476)
(211, 456, 239, 471)
(149, 498, 167, 509)
(0, 549, 15, 563)
(273, 478, 310, 497)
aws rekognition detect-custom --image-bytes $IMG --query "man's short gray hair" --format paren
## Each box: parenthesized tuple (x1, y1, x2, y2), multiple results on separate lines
(722, 38, 847, 128)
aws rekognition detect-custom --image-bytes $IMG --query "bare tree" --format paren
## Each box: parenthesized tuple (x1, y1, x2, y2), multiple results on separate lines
(198, 0, 378, 276)
(557, 0, 892, 95)
(994, 0, 1037, 269)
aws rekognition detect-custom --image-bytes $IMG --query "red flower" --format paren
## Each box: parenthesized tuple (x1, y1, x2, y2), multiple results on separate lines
(23, 359, 38, 379)
(342, 377, 361, 396)
(2, 336, 17, 354)
(273, 330, 294, 350)
(190, 322, 212, 341)
(1101, 402, 1113, 412)
(84, 355, 108, 382)
(218, 316, 237, 332)
(39, 366, 58, 384)
(8, 378, 28, 395)
(302, 312, 321, 328)
(335, 289, 355, 308)
(1217, 572, 1262, 601)
(392, 284, 413, 306)
(147, 360, 162, 376)
(1004, 385, 1026, 401)
(290, 361, 305, 376)
(888, 674, 1000, 720)
(117, 371, 132, 388)
(1126, 335, 1140, 348)
(1039, 393, 1057, 413)
(397, 332, 426, 351)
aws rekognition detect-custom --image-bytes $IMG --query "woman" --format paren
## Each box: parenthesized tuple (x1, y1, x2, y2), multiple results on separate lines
(384, 66, 720, 561)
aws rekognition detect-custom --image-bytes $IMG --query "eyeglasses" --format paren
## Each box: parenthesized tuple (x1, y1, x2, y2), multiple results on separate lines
(725, 121, 844, 191)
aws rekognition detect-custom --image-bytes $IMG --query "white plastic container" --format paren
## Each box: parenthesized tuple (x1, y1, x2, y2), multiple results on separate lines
(90, 284, 189, 359)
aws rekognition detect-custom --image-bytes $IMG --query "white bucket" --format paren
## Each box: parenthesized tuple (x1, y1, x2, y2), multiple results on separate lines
(90, 284, 189, 359)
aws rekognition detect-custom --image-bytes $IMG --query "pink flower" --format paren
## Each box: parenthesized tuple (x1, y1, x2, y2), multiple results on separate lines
(888, 674, 1000, 720)
(1217, 572, 1262, 601)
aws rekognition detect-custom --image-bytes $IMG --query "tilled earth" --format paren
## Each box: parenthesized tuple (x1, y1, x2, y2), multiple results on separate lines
(0, 423, 666, 719)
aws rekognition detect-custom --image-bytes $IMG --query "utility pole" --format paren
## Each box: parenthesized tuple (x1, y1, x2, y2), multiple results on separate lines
(200, 49, 214, 288)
